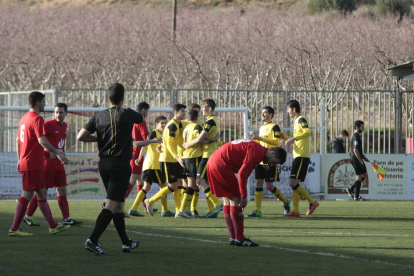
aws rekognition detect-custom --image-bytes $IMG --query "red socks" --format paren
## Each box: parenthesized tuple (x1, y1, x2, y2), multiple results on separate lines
(11, 197, 29, 231)
(58, 195, 70, 220)
(26, 193, 38, 217)
(38, 199, 58, 228)
(125, 183, 134, 199)
(223, 205, 235, 239)
(230, 206, 245, 241)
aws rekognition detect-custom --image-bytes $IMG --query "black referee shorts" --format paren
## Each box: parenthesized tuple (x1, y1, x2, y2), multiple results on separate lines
(290, 157, 310, 182)
(196, 158, 209, 181)
(183, 156, 202, 178)
(142, 169, 165, 185)
(350, 156, 367, 175)
(160, 161, 186, 184)
(255, 164, 280, 182)
(98, 157, 131, 202)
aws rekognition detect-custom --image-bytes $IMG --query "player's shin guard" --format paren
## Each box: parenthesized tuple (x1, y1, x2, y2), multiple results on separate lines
(26, 193, 38, 217)
(292, 190, 300, 213)
(180, 188, 194, 211)
(138, 185, 147, 209)
(271, 187, 288, 204)
(354, 180, 362, 198)
(131, 190, 147, 212)
(161, 195, 168, 213)
(223, 205, 235, 239)
(149, 186, 173, 205)
(206, 192, 215, 212)
(230, 206, 245, 242)
(173, 189, 182, 214)
(57, 195, 70, 220)
(37, 199, 58, 228)
(293, 184, 315, 204)
(89, 209, 114, 244)
(11, 197, 29, 231)
(113, 212, 130, 245)
(191, 189, 200, 211)
(205, 188, 222, 207)
(254, 188, 263, 213)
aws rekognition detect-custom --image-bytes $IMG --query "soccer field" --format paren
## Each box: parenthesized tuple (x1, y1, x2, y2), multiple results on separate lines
(1, 200, 413, 275)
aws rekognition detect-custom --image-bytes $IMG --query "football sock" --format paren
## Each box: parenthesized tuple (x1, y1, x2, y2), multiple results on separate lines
(131, 190, 146, 212)
(223, 205, 235, 239)
(26, 193, 38, 217)
(206, 192, 215, 212)
(205, 188, 222, 208)
(293, 184, 316, 204)
(292, 190, 300, 213)
(125, 183, 134, 199)
(271, 187, 288, 204)
(254, 188, 263, 213)
(180, 186, 187, 210)
(11, 197, 29, 231)
(90, 208, 114, 244)
(355, 180, 362, 198)
(191, 189, 200, 211)
(230, 206, 245, 241)
(57, 195, 70, 220)
(173, 189, 182, 214)
(38, 199, 58, 228)
(160, 194, 168, 213)
(149, 186, 173, 205)
(180, 187, 194, 211)
(138, 184, 147, 209)
(112, 212, 130, 245)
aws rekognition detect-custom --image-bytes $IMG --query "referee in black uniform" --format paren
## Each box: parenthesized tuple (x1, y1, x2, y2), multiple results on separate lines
(347, 120, 369, 201)
(77, 83, 144, 255)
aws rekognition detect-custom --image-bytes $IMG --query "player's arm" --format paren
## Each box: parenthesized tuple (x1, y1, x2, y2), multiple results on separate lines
(38, 136, 68, 164)
(78, 114, 98, 142)
(16, 137, 20, 172)
(133, 138, 162, 147)
(183, 130, 208, 149)
(202, 132, 219, 144)
(135, 146, 148, 166)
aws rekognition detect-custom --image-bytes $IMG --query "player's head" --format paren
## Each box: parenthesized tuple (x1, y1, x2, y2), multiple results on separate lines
(137, 101, 150, 118)
(264, 147, 287, 167)
(173, 103, 187, 121)
(286, 100, 300, 118)
(54, 102, 68, 124)
(28, 91, 46, 112)
(108, 83, 125, 106)
(188, 103, 201, 112)
(354, 120, 364, 133)
(188, 110, 199, 123)
(201, 99, 215, 117)
(340, 129, 349, 140)
(155, 115, 167, 132)
(261, 106, 274, 122)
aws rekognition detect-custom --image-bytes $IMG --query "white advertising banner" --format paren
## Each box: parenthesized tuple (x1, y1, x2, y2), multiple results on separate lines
(324, 154, 411, 200)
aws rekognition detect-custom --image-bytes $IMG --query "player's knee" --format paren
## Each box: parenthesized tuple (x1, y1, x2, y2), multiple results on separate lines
(265, 182, 274, 191)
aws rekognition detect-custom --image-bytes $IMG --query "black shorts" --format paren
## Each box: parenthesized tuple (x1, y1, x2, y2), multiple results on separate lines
(183, 157, 202, 178)
(255, 164, 280, 182)
(350, 156, 367, 175)
(160, 161, 186, 184)
(290, 157, 310, 182)
(196, 158, 209, 181)
(99, 157, 131, 202)
(142, 169, 165, 184)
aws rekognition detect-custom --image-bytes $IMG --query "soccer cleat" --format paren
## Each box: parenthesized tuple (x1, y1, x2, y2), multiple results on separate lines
(214, 204, 223, 212)
(199, 212, 218, 218)
(128, 210, 145, 217)
(306, 200, 319, 216)
(283, 199, 291, 215)
(49, 224, 71, 235)
(23, 216, 40, 226)
(124, 213, 132, 218)
(144, 199, 154, 216)
(177, 210, 195, 219)
(229, 238, 236, 246)
(354, 197, 365, 201)
(347, 188, 354, 199)
(283, 212, 300, 217)
(63, 218, 83, 226)
(85, 239, 108, 256)
(122, 239, 140, 253)
(101, 201, 106, 209)
(144, 208, 158, 214)
(191, 210, 199, 218)
(8, 228, 33, 237)
(246, 210, 262, 217)
(161, 211, 175, 217)
(235, 238, 259, 247)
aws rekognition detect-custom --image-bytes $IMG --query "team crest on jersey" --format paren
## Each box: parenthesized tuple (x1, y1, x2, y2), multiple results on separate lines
(205, 124, 211, 130)
(301, 122, 308, 127)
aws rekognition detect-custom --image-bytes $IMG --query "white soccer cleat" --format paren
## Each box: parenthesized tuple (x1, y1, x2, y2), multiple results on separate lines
(144, 199, 154, 216)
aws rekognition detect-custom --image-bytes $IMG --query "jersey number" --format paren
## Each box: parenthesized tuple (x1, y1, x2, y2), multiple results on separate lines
(231, 139, 251, 144)
(20, 124, 25, 142)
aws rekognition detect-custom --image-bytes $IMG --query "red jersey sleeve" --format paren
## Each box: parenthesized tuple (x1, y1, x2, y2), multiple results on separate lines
(34, 116, 45, 138)
(139, 121, 149, 141)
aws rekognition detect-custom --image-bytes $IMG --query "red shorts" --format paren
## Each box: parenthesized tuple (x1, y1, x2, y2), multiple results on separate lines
(207, 157, 240, 198)
(130, 151, 144, 175)
(22, 170, 46, 191)
(44, 169, 67, 189)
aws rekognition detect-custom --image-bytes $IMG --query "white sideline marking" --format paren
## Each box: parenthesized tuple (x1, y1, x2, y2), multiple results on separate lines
(80, 224, 413, 268)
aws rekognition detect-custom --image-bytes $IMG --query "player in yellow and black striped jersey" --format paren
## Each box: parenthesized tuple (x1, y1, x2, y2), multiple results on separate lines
(183, 99, 223, 218)
(247, 106, 291, 218)
(127, 116, 175, 217)
(284, 100, 319, 217)
(144, 104, 187, 217)
(177, 110, 204, 218)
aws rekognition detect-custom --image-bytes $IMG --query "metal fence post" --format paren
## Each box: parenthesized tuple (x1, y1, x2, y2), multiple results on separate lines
(395, 90, 402, 153)
(7, 91, 11, 151)
(54, 88, 59, 104)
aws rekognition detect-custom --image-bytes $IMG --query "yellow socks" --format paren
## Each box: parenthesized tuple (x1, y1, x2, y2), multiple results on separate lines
(254, 188, 263, 213)
(292, 190, 300, 213)
(160, 194, 168, 213)
(295, 185, 316, 204)
(272, 187, 288, 204)
(173, 189, 182, 214)
(149, 186, 172, 205)
(206, 193, 214, 212)
(179, 188, 194, 211)
(130, 190, 146, 211)
(206, 190, 222, 207)
(191, 189, 199, 211)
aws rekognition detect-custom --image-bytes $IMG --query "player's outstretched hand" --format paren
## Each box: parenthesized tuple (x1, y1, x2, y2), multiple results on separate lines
(182, 142, 190, 150)
(363, 156, 370, 162)
(49, 152, 57, 159)
(134, 158, 142, 166)
(156, 144, 163, 153)
(176, 157, 185, 168)
(57, 153, 69, 165)
(239, 198, 248, 208)
(285, 137, 296, 147)
(250, 134, 261, 141)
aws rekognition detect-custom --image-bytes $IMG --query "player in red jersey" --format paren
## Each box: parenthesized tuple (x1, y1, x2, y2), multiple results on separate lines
(23, 103, 82, 227)
(9, 92, 70, 237)
(207, 139, 287, 246)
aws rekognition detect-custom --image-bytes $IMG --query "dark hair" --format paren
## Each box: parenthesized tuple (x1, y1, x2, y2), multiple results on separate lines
(173, 103, 187, 112)
(108, 83, 125, 105)
(202, 99, 216, 111)
(188, 103, 201, 111)
(269, 147, 287, 165)
(286, 100, 301, 113)
(188, 110, 199, 121)
(28, 91, 45, 108)
(341, 130, 349, 137)
(155, 115, 167, 124)
(354, 120, 364, 129)
(263, 106, 275, 117)
(55, 102, 68, 113)
(137, 101, 150, 112)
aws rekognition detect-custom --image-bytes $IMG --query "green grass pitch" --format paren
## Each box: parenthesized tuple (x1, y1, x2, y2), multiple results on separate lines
(1, 200, 413, 275)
